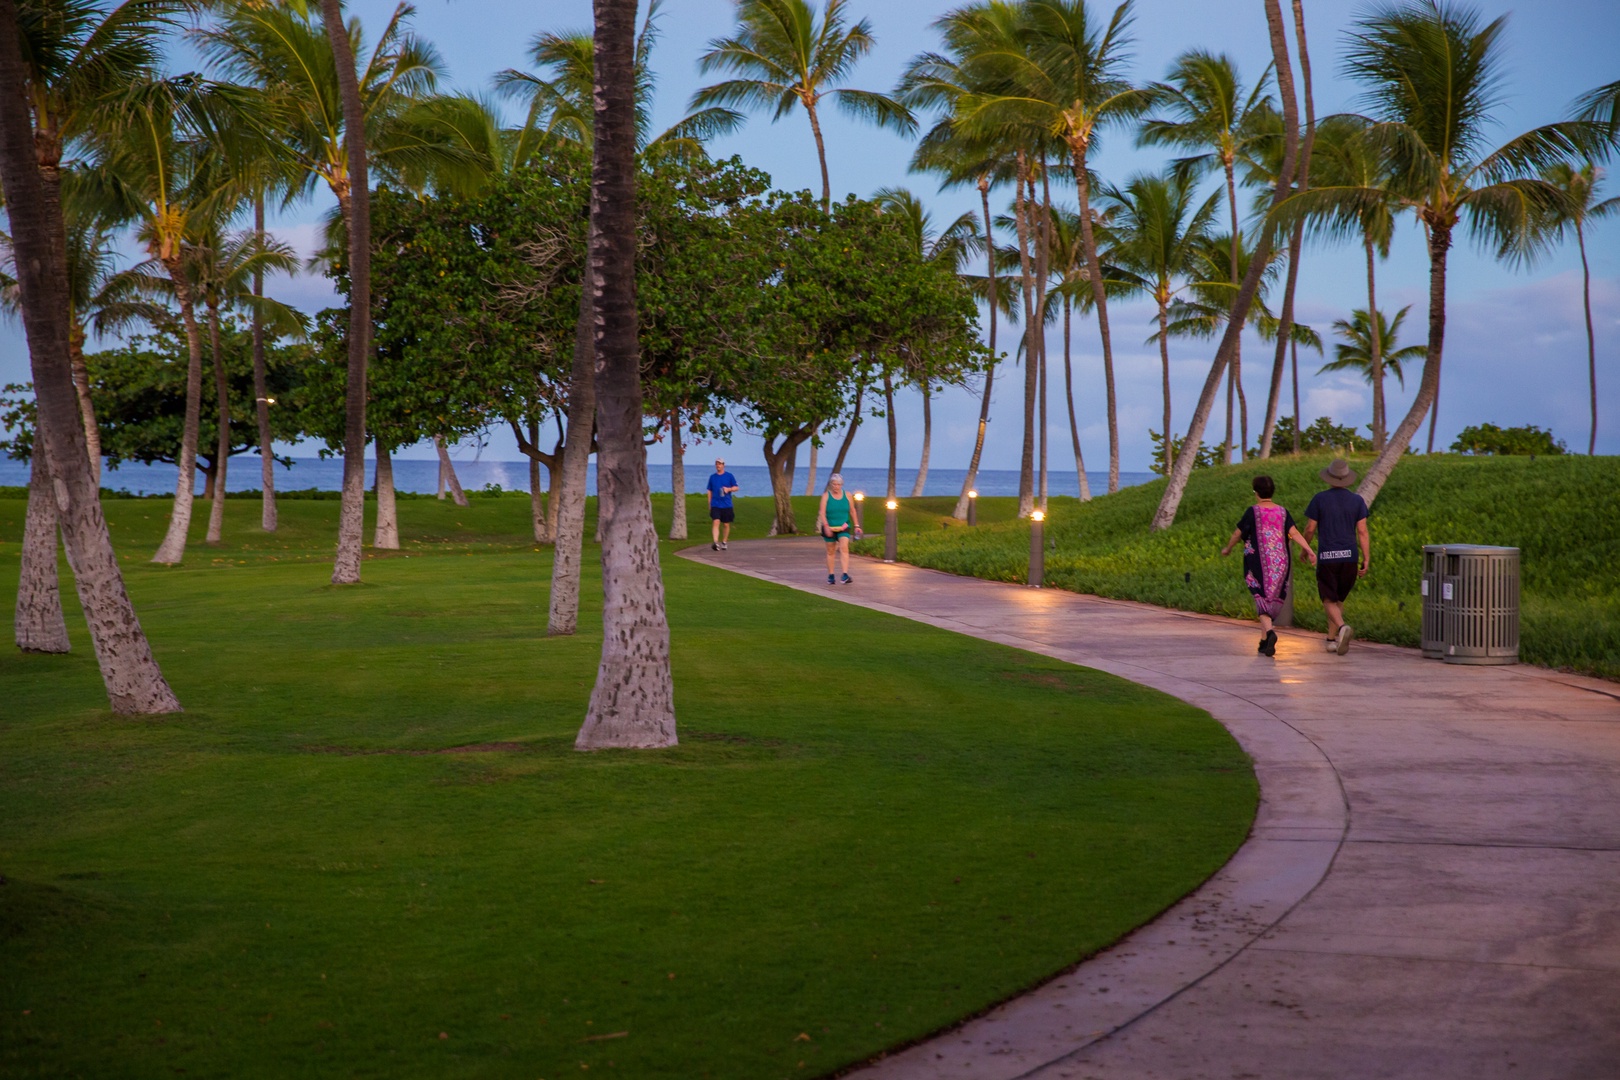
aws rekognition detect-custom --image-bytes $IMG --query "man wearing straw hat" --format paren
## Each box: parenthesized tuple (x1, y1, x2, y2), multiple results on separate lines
(1304, 458, 1371, 655)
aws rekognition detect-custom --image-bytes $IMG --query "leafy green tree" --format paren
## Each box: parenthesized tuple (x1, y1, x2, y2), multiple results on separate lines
(1536, 162, 1617, 455)
(1288, 0, 1613, 503)
(693, 0, 916, 209)
(1450, 422, 1566, 456)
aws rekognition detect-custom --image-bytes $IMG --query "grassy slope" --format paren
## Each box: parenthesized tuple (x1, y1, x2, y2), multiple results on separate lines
(862, 454, 1620, 680)
(0, 493, 1254, 1079)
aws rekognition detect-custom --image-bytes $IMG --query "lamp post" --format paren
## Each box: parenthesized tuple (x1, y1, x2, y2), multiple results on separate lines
(884, 498, 898, 562)
(1028, 510, 1045, 587)
(966, 489, 978, 526)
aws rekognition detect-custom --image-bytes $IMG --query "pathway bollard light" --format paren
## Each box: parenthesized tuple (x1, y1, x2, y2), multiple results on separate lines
(966, 489, 978, 526)
(1028, 510, 1045, 587)
(853, 491, 865, 538)
(884, 499, 898, 562)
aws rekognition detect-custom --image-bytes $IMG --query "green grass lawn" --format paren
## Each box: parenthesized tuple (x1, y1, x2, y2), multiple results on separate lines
(0, 491, 1255, 1079)
(856, 453, 1620, 680)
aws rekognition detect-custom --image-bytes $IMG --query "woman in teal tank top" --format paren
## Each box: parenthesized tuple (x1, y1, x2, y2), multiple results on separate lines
(817, 474, 862, 585)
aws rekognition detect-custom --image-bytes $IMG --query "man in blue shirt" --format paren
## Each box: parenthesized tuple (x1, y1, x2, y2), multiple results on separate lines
(706, 458, 739, 551)
(1304, 458, 1371, 655)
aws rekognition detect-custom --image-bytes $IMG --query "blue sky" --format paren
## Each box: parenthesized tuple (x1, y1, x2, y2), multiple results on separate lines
(4, 0, 1617, 472)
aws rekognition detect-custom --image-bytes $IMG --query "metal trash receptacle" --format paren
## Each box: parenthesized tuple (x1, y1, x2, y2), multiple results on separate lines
(1420, 545, 1447, 658)
(1440, 545, 1520, 665)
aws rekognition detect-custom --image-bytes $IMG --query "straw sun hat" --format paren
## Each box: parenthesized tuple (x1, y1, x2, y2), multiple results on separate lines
(1320, 458, 1358, 488)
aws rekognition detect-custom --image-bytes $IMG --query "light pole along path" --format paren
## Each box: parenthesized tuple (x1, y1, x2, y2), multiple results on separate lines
(678, 538, 1620, 1080)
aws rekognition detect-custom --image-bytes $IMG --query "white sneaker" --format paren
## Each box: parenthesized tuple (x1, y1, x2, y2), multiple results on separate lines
(1336, 624, 1355, 655)
(1326, 637, 1337, 654)
(720, 542, 728, 550)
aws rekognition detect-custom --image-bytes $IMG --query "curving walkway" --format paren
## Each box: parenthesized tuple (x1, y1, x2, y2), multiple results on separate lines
(679, 539, 1620, 1080)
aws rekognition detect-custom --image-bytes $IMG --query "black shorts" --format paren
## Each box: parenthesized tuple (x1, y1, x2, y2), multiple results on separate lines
(1316, 561, 1359, 603)
(709, 506, 734, 523)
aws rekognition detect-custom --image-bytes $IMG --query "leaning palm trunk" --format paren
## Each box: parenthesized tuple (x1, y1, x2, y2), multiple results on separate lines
(1063, 296, 1091, 500)
(953, 175, 998, 520)
(1358, 224, 1451, 506)
(0, 9, 179, 710)
(252, 195, 276, 531)
(373, 445, 399, 549)
(1260, 0, 1317, 459)
(1153, 0, 1302, 531)
(547, 294, 596, 635)
(321, 0, 370, 586)
(67, 325, 100, 486)
(576, 0, 676, 749)
(151, 271, 206, 565)
(910, 386, 930, 497)
(1579, 222, 1597, 455)
(668, 409, 687, 540)
(433, 436, 469, 507)
(16, 447, 70, 653)
(205, 304, 230, 545)
(1013, 158, 1038, 518)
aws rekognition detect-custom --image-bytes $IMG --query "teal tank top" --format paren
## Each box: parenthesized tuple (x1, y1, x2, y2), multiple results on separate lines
(825, 493, 852, 529)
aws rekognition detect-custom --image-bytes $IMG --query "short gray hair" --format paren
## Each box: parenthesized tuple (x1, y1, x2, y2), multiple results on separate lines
(828, 473, 844, 485)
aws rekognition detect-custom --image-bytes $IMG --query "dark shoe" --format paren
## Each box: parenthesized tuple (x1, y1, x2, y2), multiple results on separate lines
(1262, 630, 1278, 657)
(827, 574, 836, 585)
(841, 573, 853, 584)
(1257, 635, 1268, 655)
(711, 542, 719, 551)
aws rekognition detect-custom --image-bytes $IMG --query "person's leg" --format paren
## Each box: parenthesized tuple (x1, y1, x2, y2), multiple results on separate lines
(722, 519, 731, 544)
(839, 537, 851, 579)
(712, 514, 720, 547)
(1259, 613, 1273, 633)
(1322, 599, 1344, 634)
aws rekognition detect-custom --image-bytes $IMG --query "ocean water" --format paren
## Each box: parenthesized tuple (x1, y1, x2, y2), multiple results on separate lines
(0, 456, 1153, 500)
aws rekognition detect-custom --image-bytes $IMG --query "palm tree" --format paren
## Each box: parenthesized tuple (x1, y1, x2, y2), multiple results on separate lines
(1101, 169, 1220, 476)
(1537, 162, 1617, 455)
(954, 0, 1144, 494)
(1305, 0, 1612, 502)
(1139, 49, 1273, 462)
(692, 0, 916, 209)
(0, 0, 180, 710)
(575, 0, 677, 751)
(1321, 306, 1424, 395)
(873, 186, 979, 497)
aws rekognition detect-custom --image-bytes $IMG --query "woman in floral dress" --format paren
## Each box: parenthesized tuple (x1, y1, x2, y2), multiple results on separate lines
(1222, 475, 1316, 656)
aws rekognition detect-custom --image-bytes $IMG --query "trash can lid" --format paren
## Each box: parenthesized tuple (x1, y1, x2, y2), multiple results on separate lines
(1428, 544, 1519, 555)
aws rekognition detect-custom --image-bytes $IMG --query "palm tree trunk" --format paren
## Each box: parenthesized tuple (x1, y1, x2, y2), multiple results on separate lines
(1222, 158, 1240, 464)
(1224, 363, 1235, 463)
(1073, 146, 1119, 493)
(805, 97, 832, 209)
(1013, 155, 1037, 518)
(830, 379, 864, 477)
(1158, 297, 1174, 476)
(883, 371, 898, 499)
(1425, 362, 1441, 452)
(525, 418, 552, 544)
(1366, 237, 1386, 454)
(437, 456, 446, 498)
(152, 268, 206, 565)
(16, 445, 70, 653)
(205, 303, 230, 545)
(954, 173, 998, 520)
(1154, 0, 1301, 531)
(1261, 0, 1318, 459)
(802, 422, 819, 495)
(1359, 223, 1451, 505)
(252, 193, 276, 531)
(372, 445, 398, 549)
(67, 324, 99, 486)
(910, 386, 930, 497)
(1579, 223, 1597, 454)
(577, 0, 676, 750)
(547, 239, 598, 634)
(320, 0, 370, 586)
(669, 408, 687, 540)
(0, 6, 179, 710)
(1064, 295, 1090, 500)
(1291, 336, 1301, 452)
(434, 436, 469, 507)
(1037, 162, 1052, 511)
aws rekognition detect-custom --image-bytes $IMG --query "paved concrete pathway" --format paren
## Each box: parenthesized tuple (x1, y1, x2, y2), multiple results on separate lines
(680, 539, 1620, 1080)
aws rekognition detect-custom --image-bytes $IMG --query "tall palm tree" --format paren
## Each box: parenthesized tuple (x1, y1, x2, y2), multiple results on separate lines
(1040, 202, 1091, 498)
(1537, 162, 1616, 455)
(1298, 114, 1400, 452)
(0, 0, 180, 710)
(1100, 169, 1220, 476)
(1302, 0, 1612, 502)
(954, 0, 1144, 494)
(1139, 49, 1273, 462)
(692, 0, 916, 209)
(873, 186, 979, 497)
(575, 0, 677, 751)
(1321, 305, 1424, 393)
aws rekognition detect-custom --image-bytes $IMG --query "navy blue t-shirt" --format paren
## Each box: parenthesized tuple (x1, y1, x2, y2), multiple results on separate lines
(1306, 487, 1368, 563)
(706, 471, 737, 509)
